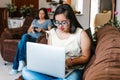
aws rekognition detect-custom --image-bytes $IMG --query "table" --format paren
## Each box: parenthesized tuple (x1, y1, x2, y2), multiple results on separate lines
(8, 18, 25, 28)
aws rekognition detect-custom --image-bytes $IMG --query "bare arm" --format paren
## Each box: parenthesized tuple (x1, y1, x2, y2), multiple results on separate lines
(27, 25, 34, 33)
(33, 26, 53, 33)
(41, 26, 53, 33)
(66, 30, 91, 67)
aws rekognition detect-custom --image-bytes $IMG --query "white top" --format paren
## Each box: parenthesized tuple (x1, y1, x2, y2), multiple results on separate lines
(49, 28, 83, 59)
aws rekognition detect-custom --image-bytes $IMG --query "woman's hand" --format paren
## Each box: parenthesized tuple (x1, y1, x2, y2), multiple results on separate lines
(66, 58, 72, 69)
(65, 64, 68, 70)
(27, 25, 36, 33)
(34, 28, 42, 32)
(27, 25, 43, 33)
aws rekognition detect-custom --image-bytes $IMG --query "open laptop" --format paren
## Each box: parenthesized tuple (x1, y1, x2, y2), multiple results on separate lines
(26, 42, 74, 79)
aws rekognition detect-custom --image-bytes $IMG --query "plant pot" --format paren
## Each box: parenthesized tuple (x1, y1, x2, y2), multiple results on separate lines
(9, 12, 14, 18)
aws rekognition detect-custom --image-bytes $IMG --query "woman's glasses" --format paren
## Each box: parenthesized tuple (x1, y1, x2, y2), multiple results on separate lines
(53, 20, 69, 27)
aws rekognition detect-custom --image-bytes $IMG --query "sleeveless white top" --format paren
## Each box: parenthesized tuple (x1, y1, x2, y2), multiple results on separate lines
(49, 28, 83, 59)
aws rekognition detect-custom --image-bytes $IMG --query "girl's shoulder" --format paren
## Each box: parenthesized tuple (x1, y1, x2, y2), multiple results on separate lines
(49, 28, 55, 32)
(32, 19, 38, 23)
(76, 28, 83, 33)
(49, 28, 56, 34)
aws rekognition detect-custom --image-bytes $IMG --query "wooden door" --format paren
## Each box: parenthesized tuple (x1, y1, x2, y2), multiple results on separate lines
(0, 8, 8, 36)
(12, 0, 38, 9)
(99, 0, 116, 12)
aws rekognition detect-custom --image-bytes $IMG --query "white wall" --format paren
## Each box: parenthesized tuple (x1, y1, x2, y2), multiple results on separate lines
(39, 0, 50, 8)
(116, 0, 120, 21)
(0, 0, 11, 7)
(90, 0, 99, 34)
(76, 0, 90, 29)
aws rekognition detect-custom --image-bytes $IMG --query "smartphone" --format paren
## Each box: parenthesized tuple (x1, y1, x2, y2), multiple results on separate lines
(34, 27, 38, 32)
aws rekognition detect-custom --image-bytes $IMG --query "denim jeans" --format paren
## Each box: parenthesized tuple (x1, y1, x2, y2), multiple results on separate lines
(13, 34, 37, 69)
(22, 67, 83, 80)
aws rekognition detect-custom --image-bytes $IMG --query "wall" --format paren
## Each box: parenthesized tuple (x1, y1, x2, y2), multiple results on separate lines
(76, 0, 90, 29)
(39, 0, 50, 8)
(39, 0, 90, 30)
(99, 0, 112, 12)
(0, 0, 11, 7)
(0, 0, 90, 30)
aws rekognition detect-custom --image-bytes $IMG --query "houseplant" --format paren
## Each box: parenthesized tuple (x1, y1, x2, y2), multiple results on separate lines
(19, 4, 34, 17)
(6, 3, 17, 18)
(107, 11, 120, 31)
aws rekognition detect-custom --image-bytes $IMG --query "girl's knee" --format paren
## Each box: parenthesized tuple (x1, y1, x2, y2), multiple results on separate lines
(66, 70, 83, 80)
(22, 34, 30, 39)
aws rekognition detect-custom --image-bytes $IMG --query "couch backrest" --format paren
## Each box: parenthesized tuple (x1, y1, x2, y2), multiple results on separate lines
(22, 16, 34, 28)
(83, 25, 120, 80)
(22, 9, 37, 28)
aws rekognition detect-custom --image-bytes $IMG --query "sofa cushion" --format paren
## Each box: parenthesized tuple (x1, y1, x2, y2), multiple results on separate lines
(83, 25, 120, 80)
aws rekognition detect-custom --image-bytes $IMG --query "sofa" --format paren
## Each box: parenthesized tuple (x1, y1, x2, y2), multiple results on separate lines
(16, 25, 120, 80)
(0, 9, 54, 64)
(83, 25, 120, 80)
(0, 10, 37, 63)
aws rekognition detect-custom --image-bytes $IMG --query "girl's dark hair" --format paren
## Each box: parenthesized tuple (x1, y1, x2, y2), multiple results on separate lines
(35, 7, 49, 19)
(53, 4, 83, 33)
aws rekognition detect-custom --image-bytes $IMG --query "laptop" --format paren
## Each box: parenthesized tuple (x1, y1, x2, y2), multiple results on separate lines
(26, 42, 74, 79)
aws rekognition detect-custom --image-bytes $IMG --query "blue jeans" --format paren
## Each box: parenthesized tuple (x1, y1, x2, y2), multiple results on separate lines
(13, 34, 37, 69)
(22, 67, 83, 80)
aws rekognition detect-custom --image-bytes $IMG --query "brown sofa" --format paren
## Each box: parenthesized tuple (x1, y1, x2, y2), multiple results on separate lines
(16, 25, 120, 80)
(0, 9, 53, 64)
(83, 25, 120, 80)
(0, 11, 36, 63)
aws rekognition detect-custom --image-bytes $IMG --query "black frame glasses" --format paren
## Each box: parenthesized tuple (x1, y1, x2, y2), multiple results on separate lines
(53, 20, 69, 27)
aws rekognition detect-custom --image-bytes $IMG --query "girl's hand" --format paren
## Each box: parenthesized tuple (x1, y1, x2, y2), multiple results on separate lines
(31, 27, 35, 33)
(35, 28, 42, 32)
(66, 59, 71, 69)
(66, 58, 73, 68)
(65, 64, 68, 70)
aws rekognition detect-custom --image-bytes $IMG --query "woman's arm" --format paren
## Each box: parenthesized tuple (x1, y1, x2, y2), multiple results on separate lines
(27, 25, 34, 33)
(66, 30, 91, 67)
(40, 26, 52, 33)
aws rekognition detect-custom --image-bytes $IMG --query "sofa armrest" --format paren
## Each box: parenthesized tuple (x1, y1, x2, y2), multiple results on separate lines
(1, 27, 28, 39)
(36, 33, 48, 44)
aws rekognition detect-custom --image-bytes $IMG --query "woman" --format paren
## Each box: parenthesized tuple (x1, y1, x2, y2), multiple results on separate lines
(9, 8, 52, 75)
(22, 4, 91, 80)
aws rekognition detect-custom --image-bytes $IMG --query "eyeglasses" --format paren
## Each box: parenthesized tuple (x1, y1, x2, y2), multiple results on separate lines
(53, 20, 69, 27)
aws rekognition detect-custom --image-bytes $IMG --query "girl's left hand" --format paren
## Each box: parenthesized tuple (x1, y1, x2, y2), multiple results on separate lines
(66, 59, 71, 68)
(35, 28, 42, 32)
(65, 64, 68, 70)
